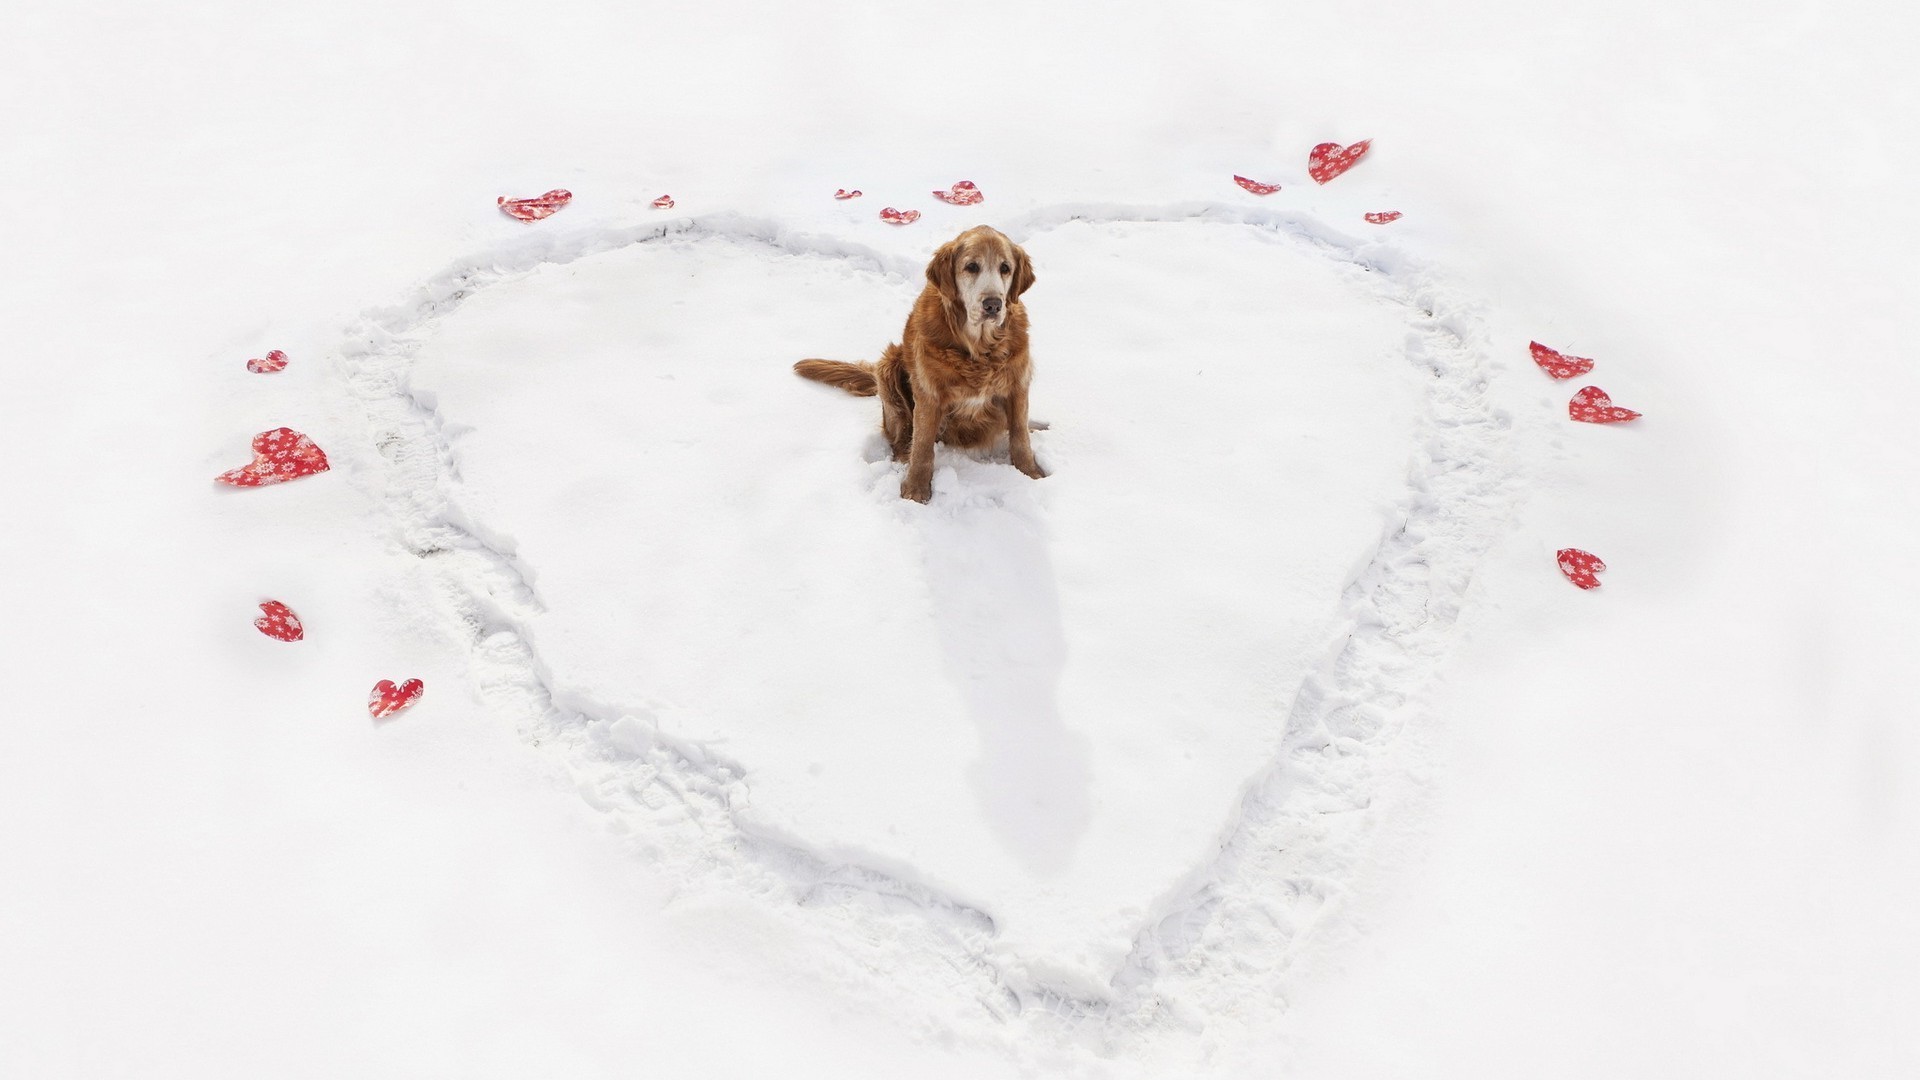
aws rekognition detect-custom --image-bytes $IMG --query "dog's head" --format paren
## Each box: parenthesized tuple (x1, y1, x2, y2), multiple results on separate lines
(926, 226, 1035, 333)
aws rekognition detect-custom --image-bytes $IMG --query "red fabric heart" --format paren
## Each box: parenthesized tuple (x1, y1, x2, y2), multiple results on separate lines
(931, 180, 983, 206)
(879, 207, 921, 225)
(215, 428, 331, 487)
(369, 678, 425, 719)
(1531, 341, 1595, 380)
(1364, 211, 1403, 224)
(1233, 175, 1282, 196)
(1556, 548, 1607, 590)
(834, 188, 863, 200)
(1568, 385, 1642, 424)
(1309, 139, 1372, 184)
(247, 349, 289, 374)
(651, 194, 675, 209)
(254, 600, 304, 641)
(497, 189, 572, 222)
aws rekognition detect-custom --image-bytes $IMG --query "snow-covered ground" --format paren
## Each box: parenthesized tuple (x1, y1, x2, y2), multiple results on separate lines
(4, 2, 1915, 1077)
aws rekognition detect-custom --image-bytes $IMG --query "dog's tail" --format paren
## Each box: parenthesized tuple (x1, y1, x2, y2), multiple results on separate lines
(793, 358, 878, 396)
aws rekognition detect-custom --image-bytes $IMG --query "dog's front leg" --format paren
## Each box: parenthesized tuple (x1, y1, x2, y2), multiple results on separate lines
(1006, 380, 1047, 480)
(901, 386, 943, 502)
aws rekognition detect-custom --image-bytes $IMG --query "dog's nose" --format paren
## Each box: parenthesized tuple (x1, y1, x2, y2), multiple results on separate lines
(981, 296, 1004, 317)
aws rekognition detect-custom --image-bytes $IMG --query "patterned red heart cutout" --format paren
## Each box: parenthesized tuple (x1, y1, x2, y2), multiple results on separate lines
(1568, 385, 1642, 424)
(1309, 139, 1372, 184)
(247, 349, 289, 374)
(1556, 548, 1606, 590)
(215, 428, 331, 487)
(834, 188, 862, 200)
(254, 600, 304, 641)
(1364, 211, 1403, 224)
(879, 207, 921, 225)
(1531, 341, 1595, 379)
(1233, 175, 1281, 195)
(931, 180, 983, 206)
(497, 189, 572, 222)
(369, 678, 425, 719)
(651, 194, 675, 209)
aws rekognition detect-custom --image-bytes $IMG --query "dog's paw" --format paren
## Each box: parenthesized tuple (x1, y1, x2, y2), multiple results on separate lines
(901, 474, 933, 503)
(1013, 455, 1048, 480)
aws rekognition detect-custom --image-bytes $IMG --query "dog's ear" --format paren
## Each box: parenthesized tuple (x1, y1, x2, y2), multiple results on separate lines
(1009, 243, 1036, 302)
(925, 241, 959, 304)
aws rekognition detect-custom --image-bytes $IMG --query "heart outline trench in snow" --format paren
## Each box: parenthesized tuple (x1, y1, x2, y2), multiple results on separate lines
(1557, 548, 1607, 589)
(1568, 385, 1642, 423)
(369, 678, 425, 719)
(214, 427, 330, 487)
(1309, 139, 1371, 184)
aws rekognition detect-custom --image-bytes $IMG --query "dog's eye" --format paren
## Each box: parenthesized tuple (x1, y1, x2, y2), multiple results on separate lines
(1000, 262, 1011, 275)
(964, 262, 980, 274)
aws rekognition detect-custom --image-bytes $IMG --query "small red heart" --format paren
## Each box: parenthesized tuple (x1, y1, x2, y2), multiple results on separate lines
(1531, 341, 1595, 380)
(369, 678, 425, 719)
(497, 189, 572, 222)
(834, 188, 863, 200)
(1233, 174, 1282, 196)
(1556, 548, 1607, 590)
(247, 349, 289, 374)
(931, 180, 983, 206)
(1568, 385, 1642, 424)
(215, 428, 331, 487)
(650, 194, 675, 209)
(1364, 211, 1403, 224)
(1309, 139, 1372, 184)
(254, 600, 304, 641)
(879, 207, 921, 225)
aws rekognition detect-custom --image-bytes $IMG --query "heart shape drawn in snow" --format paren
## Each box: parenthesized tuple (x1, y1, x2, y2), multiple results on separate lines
(369, 678, 425, 719)
(931, 180, 983, 205)
(1531, 341, 1595, 380)
(1364, 211, 1403, 224)
(214, 427, 330, 487)
(497, 189, 573, 222)
(1233, 175, 1282, 195)
(879, 207, 920, 225)
(247, 349, 289, 374)
(254, 600, 304, 641)
(1308, 139, 1372, 184)
(1568, 385, 1641, 424)
(834, 188, 862, 200)
(1557, 548, 1607, 589)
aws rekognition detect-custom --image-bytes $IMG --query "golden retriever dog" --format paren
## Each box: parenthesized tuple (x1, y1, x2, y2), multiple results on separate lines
(794, 225, 1044, 503)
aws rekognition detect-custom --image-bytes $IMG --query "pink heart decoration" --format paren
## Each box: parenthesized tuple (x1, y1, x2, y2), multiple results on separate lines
(834, 188, 863, 200)
(931, 180, 983, 206)
(247, 349, 289, 374)
(254, 600, 304, 642)
(369, 678, 425, 719)
(1309, 139, 1372, 184)
(497, 189, 573, 222)
(1233, 175, 1282, 196)
(1568, 385, 1642, 424)
(215, 428, 331, 487)
(1531, 341, 1596, 380)
(651, 194, 675, 209)
(1556, 548, 1607, 590)
(879, 207, 921, 225)
(1364, 211, 1403, 224)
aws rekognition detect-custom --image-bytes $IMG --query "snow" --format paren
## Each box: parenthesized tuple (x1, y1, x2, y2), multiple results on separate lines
(4, 1, 1916, 1077)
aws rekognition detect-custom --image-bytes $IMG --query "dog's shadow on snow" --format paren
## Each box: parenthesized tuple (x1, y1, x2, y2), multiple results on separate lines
(904, 449, 1092, 877)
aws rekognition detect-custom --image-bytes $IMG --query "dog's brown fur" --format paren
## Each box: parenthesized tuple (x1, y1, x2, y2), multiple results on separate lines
(794, 226, 1043, 502)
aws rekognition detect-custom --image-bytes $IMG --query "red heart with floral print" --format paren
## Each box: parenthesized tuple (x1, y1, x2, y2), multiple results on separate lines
(368, 678, 425, 719)
(879, 207, 921, 225)
(1530, 341, 1595, 380)
(247, 349, 289, 374)
(254, 600, 304, 641)
(834, 188, 862, 200)
(1568, 385, 1641, 424)
(1309, 140, 1372, 184)
(215, 428, 330, 487)
(1364, 211, 1402, 224)
(1556, 548, 1607, 590)
(651, 194, 675, 209)
(497, 189, 572, 222)
(931, 180, 983, 206)
(1233, 175, 1282, 196)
